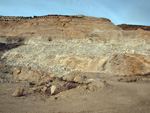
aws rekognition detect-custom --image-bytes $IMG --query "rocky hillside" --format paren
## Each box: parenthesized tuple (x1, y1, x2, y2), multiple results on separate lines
(0, 15, 121, 38)
(1, 15, 150, 95)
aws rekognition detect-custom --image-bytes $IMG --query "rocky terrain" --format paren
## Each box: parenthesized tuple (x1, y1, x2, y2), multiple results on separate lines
(0, 15, 150, 113)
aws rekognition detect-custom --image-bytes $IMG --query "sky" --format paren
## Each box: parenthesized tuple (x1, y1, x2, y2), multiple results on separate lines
(0, 0, 150, 25)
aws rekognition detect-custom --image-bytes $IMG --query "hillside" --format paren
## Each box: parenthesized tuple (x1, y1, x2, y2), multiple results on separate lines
(0, 15, 150, 113)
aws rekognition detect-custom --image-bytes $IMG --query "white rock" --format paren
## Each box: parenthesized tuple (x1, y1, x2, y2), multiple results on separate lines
(51, 85, 57, 95)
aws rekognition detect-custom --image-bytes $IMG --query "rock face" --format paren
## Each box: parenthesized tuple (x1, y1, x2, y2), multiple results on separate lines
(0, 15, 120, 38)
(1, 15, 150, 86)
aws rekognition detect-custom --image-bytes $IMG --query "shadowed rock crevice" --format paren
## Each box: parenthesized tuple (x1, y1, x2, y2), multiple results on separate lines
(0, 37, 24, 51)
(0, 43, 21, 51)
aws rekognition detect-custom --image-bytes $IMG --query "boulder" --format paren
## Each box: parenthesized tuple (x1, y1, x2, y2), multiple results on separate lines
(51, 85, 57, 95)
(13, 87, 24, 97)
(87, 80, 105, 91)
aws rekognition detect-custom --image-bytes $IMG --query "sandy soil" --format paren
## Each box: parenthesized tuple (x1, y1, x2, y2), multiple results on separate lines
(0, 76, 150, 113)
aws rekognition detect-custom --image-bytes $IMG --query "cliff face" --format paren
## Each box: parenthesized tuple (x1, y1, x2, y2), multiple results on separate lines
(1, 15, 150, 85)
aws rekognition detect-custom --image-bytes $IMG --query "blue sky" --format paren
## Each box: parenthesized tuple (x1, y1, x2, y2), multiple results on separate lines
(0, 0, 150, 25)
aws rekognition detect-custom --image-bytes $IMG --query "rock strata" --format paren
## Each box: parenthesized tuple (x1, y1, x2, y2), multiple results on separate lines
(0, 15, 120, 38)
(118, 24, 150, 31)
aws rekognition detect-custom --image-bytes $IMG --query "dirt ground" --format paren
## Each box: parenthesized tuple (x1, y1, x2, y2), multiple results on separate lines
(0, 75, 150, 113)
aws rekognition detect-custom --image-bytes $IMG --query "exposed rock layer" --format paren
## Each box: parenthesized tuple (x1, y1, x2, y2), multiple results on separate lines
(0, 15, 120, 39)
(118, 24, 150, 31)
